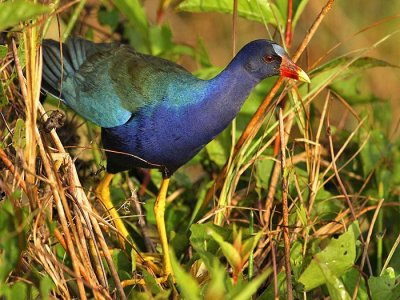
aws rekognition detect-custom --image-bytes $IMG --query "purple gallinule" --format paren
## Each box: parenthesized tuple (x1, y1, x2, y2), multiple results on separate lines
(41, 38, 310, 277)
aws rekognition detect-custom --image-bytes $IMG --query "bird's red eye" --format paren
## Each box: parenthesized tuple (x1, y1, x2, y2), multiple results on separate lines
(263, 55, 273, 63)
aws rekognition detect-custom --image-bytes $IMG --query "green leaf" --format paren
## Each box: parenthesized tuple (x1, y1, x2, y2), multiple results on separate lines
(204, 260, 226, 300)
(298, 222, 360, 291)
(296, 202, 307, 227)
(312, 188, 341, 221)
(290, 241, 303, 280)
(178, 0, 278, 26)
(113, 0, 147, 33)
(39, 275, 54, 300)
(359, 129, 387, 176)
(311, 56, 398, 76)
(113, 0, 150, 52)
(241, 231, 262, 261)
(190, 223, 231, 269)
(128, 291, 153, 300)
(149, 25, 174, 56)
(131, 249, 137, 273)
(110, 249, 131, 280)
(0, 83, 8, 108)
(17, 38, 26, 70)
(12, 118, 26, 149)
(258, 271, 287, 299)
(303, 57, 398, 98)
(0, 45, 7, 59)
(98, 7, 120, 31)
(170, 249, 201, 300)
(7, 282, 27, 299)
(369, 268, 400, 300)
(0, 0, 51, 31)
(142, 269, 163, 295)
(0, 197, 23, 283)
(342, 268, 369, 300)
(207, 228, 242, 270)
(330, 76, 380, 105)
(206, 138, 229, 168)
(391, 146, 400, 185)
(195, 38, 212, 68)
(228, 267, 273, 300)
(255, 158, 274, 190)
(318, 260, 351, 300)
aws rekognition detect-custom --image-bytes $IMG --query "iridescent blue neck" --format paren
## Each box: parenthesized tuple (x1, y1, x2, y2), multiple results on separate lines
(193, 59, 259, 139)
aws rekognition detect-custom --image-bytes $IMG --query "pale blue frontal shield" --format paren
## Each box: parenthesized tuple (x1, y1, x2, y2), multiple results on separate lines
(272, 43, 287, 57)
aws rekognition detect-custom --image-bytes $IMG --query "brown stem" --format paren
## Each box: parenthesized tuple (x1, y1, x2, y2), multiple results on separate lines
(264, 111, 294, 227)
(232, 0, 238, 56)
(0, 148, 28, 195)
(285, 0, 293, 47)
(269, 234, 279, 300)
(279, 109, 293, 300)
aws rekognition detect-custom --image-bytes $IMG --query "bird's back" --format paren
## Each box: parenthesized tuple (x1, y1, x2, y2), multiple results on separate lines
(42, 38, 201, 128)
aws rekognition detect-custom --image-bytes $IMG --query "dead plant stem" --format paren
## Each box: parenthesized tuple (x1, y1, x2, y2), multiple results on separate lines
(279, 108, 293, 300)
(0, 148, 28, 194)
(36, 128, 87, 299)
(285, 0, 293, 47)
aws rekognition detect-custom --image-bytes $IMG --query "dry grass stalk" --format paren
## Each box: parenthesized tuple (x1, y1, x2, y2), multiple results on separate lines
(278, 108, 293, 300)
(2, 18, 127, 298)
(38, 105, 127, 299)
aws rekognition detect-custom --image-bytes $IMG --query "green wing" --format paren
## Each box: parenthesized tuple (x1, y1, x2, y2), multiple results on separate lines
(42, 38, 195, 128)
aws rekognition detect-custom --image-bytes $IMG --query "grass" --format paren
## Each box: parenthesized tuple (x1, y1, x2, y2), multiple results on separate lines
(0, 0, 399, 299)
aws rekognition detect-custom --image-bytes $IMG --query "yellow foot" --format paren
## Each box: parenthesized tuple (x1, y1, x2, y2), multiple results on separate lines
(154, 177, 173, 278)
(121, 275, 171, 287)
(95, 173, 130, 249)
(121, 251, 174, 287)
(96, 172, 174, 280)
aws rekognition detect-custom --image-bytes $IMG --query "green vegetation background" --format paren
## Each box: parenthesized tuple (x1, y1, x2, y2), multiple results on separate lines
(0, 0, 399, 299)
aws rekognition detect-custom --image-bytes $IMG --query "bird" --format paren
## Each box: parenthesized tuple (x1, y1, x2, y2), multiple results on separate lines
(41, 37, 310, 278)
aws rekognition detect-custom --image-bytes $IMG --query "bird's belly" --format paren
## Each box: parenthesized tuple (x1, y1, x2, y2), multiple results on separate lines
(102, 106, 217, 174)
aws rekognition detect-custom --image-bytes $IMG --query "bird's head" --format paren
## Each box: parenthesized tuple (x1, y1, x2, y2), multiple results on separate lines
(237, 39, 310, 83)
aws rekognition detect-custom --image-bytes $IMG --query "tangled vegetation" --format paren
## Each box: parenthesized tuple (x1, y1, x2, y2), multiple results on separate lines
(0, 0, 399, 299)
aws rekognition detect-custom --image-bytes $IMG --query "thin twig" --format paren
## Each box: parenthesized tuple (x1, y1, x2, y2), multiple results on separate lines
(232, 0, 238, 56)
(264, 111, 294, 227)
(352, 198, 384, 299)
(0, 148, 28, 194)
(285, 0, 293, 47)
(279, 108, 293, 300)
(126, 174, 155, 252)
(269, 234, 279, 300)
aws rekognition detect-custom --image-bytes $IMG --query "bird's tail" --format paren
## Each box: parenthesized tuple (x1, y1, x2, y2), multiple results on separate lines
(41, 38, 94, 99)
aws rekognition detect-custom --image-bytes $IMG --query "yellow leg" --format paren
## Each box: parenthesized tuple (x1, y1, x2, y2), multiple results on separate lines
(153, 178, 172, 277)
(95, 172, 129, 249)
